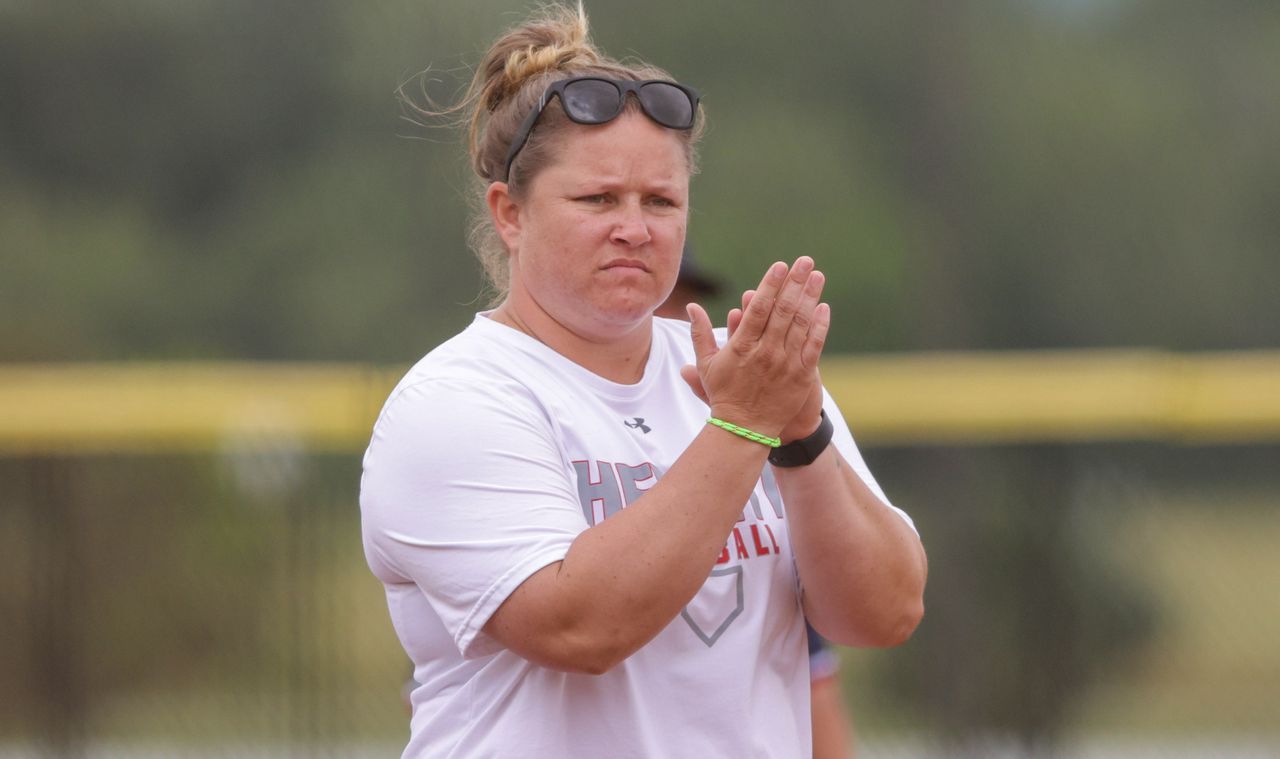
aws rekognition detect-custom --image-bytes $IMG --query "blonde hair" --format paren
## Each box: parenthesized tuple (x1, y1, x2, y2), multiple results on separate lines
(407, 3, 703, 300)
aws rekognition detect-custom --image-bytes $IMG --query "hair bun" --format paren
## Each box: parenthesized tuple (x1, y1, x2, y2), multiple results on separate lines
(502, 43, 597, 96)
(480, 5, 597, 112)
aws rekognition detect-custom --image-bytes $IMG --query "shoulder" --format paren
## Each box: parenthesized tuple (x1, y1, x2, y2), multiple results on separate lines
(369, 320, 559, 449)
(385, 316, 547, 406)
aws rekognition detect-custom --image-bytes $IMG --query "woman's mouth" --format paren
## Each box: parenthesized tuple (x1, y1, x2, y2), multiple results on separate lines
(602, 258, 649, 271)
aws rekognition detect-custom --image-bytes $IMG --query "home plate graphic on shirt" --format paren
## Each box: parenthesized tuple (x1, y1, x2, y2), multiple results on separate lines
(680, 565, 745, 646)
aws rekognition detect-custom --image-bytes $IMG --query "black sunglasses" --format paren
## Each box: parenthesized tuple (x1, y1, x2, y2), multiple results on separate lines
(501, 76, 700, 183)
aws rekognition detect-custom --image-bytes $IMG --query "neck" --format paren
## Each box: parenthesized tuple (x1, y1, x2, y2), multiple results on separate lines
(491, 301, 653, 385)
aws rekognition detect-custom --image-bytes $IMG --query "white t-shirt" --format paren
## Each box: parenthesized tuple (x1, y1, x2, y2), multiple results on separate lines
(360, 314, 912, 759)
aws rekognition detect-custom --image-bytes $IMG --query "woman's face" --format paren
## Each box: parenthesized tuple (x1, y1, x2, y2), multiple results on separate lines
(502, 112, 690, 341)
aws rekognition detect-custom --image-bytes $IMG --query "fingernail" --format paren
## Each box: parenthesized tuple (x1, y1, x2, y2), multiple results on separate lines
(769, 262, 786, 279)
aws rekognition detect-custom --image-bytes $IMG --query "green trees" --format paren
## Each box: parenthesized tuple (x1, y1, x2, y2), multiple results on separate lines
(3, 1, 1277, 361)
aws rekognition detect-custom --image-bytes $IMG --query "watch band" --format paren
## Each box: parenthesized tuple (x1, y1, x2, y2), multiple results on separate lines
(767, 410, 834, 468)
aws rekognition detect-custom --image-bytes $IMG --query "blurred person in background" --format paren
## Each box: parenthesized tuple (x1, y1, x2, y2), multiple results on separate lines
(360, 4, 926, 757)
(657, 251, 859, 759)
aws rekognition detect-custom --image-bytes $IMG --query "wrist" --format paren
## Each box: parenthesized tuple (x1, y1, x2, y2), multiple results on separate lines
(779, 413, 824, 445)
(707, 405, 782, 440)
(768, 410, 834, 468)
(706, 416, 782, 449)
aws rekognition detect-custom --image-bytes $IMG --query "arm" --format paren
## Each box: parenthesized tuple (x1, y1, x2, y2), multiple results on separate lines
(710, 276, 927, 648)
(775, 424, 927, 647)
(483, 424, 773, 673)
(483, 259, 825, 673)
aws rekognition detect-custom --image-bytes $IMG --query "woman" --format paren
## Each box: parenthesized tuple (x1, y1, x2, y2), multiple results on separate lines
(360, 5, 927, 757)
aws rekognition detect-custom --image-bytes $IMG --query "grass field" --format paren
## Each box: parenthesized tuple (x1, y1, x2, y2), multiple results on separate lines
(1075, 495, 1280, 734)
(840, 486, 1280, 746)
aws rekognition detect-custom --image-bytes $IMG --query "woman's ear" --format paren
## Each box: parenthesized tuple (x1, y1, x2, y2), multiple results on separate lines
(486, 182, 522, 254)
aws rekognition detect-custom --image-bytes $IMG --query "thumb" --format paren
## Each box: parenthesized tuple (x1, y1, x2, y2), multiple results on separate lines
(686, 302, 719, 368)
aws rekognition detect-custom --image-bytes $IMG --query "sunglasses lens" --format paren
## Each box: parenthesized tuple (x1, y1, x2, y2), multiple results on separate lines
(562, 79, 622, 124)
(639, 83, 695, 129)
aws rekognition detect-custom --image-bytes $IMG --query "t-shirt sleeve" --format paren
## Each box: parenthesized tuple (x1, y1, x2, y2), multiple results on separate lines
(359, 377, 586, 659)
(822, 387, 918, 534)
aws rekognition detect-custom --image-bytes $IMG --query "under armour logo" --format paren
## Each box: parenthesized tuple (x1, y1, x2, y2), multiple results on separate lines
(623, 417, 651, 434)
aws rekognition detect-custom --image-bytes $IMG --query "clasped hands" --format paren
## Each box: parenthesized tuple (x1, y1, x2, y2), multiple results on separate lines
(681, 256, 829, 444)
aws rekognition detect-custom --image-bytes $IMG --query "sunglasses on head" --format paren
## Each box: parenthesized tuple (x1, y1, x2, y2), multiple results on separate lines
(501, 76, 700, 183)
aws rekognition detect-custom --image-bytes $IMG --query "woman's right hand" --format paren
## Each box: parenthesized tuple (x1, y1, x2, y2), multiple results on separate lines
(681, 256, 830, 438)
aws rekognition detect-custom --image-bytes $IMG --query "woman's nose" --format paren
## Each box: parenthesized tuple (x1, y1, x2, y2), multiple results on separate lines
(609, 201, 652, 247)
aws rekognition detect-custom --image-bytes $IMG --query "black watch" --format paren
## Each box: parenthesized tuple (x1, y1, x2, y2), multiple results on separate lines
(768, 410, 834, 468)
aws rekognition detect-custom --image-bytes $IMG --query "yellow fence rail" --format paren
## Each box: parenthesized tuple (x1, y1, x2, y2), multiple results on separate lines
(2, 350, 1279, 454)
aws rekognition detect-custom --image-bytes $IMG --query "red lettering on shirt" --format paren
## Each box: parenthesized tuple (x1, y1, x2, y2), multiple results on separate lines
(764, 524, 781, 553)
(750, 524, 771, 556)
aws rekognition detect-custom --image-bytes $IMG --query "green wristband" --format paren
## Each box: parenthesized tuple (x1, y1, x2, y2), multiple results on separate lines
(706, 417, 782, 448)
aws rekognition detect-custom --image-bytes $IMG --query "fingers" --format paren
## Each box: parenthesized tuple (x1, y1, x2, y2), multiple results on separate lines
(733, 258, 826, 357)
(732, 261, 787, 342)
(800, 302, 830, 370)
(784, 268, 825, 356)
(762, 256, 817, 344)
(726, 290, 754, 338)
(693, 261, 830, 433)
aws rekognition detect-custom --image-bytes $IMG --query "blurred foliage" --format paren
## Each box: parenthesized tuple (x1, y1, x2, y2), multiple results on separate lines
(3, 0, 1279, 752)
(3, 0, 1279, 361)
(852, 442, 1280, 747)
(865, 446, 1160, 750)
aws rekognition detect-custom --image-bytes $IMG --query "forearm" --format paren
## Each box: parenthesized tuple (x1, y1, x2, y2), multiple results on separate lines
(484, 424, 771, 672)
(777, 446, 927, 647)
